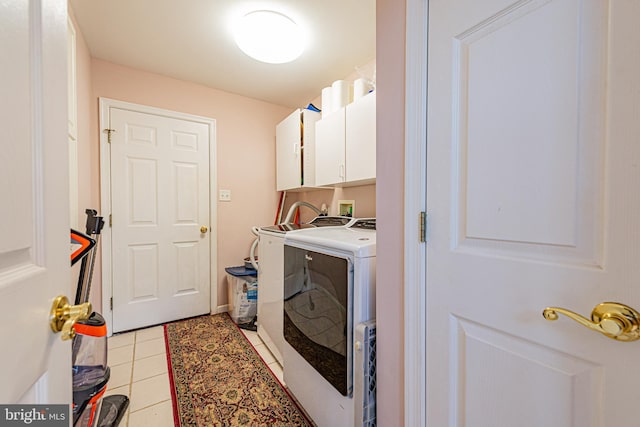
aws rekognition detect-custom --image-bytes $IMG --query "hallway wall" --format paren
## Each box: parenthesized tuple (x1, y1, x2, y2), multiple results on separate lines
(376, 0, 407, 424)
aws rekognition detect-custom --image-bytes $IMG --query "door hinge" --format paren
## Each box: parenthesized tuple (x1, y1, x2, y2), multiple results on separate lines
(103, 128, 116, 144)
(110, 297, 113, 311)
(420, 211, 427, 243)
(109, 214, 112, 227)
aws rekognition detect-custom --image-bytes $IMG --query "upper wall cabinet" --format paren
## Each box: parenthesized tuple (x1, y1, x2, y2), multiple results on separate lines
(315, 106, 346, 186)
(345, 91, 376, 182)
(276, 108, 321, 191)
(315, 91, 376, 186)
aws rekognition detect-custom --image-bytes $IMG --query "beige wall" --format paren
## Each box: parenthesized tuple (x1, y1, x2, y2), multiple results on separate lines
(74, 18, 96, 225)
(376, 0, 406, 424)
(69, 7, 100, 309)
(283, 185, 376, 224)
(91, 59, 291, 311)
(77, 52, 292, 312)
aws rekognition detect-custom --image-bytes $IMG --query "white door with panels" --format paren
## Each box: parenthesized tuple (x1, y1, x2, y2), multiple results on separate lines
(0, 0, 72, 404)
(426, 0, 640, 425)
(104, 101, 215, 332)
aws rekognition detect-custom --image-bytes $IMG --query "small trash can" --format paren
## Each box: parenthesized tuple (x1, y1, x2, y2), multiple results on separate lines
(225, 266, 258, 330)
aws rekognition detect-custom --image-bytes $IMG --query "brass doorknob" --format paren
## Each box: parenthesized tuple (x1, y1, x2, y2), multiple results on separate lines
(49, 295, 92, 341)
(200, 226, 208, 234)
(543, 302, 640, 342)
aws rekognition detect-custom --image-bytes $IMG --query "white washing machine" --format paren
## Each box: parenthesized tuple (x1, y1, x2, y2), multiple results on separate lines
(256, 216, 354, 366)
(282, 218, 376, 427)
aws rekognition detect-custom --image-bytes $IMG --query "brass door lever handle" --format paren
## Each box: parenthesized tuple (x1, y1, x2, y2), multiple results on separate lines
(543, 302, 640, 342)
(50, 295, 92, 341)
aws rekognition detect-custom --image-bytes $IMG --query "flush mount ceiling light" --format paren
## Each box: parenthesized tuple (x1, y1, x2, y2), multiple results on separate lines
(233, 10, 306, 64)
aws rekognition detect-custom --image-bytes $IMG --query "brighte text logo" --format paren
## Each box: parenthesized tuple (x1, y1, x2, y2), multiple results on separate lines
(0, 405, 68, 426)
(4, 408, 46, 424)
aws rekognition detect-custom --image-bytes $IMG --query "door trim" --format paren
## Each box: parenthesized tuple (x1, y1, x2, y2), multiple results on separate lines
(67, 16, 79, 229)
(404, 0, 428, 425)
(99, 97, 218, 335)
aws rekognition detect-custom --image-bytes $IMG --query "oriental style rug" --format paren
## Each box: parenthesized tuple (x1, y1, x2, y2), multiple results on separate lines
(164, 313, 313, 426)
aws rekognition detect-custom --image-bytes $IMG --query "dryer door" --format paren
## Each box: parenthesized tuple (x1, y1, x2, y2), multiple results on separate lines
(283, 245, 353, 396)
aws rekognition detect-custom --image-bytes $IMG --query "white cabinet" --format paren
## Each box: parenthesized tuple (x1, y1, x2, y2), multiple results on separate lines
(315, 91, 376, 186)
(276, 108, 321, 191)
(315, 106, 346, 186)
(256, 231, 285, 365)
(345, 91, 376, 182)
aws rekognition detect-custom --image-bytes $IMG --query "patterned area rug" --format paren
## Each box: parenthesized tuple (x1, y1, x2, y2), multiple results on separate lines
(164, 313, 313, 426)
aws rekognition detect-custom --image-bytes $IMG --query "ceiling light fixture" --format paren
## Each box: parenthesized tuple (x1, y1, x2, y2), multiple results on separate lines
(233, 10, 306, 64)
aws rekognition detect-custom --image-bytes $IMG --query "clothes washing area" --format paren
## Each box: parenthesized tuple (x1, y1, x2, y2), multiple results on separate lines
(245, 194, 377, 426)
(255, 214, 355, 365)
(283, 218, 377, 426)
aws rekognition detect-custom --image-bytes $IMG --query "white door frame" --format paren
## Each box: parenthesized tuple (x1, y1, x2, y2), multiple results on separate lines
(404, 0, 428, 425)
(99, 98, 218, 335)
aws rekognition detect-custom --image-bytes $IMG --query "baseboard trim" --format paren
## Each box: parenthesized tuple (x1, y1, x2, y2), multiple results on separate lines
(214, 304, 229, 315)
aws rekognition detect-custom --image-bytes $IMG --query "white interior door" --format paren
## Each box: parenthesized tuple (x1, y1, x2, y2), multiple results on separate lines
(106, 102, 213, 332)
(426, 0, 640, 425)
(0, 0, 72, 404)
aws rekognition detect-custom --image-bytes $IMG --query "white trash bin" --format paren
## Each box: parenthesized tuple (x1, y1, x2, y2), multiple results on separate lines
(225, 267, 258, 327)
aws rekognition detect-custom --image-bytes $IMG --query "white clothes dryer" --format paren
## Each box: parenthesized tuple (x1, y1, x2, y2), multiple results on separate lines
(256, 216, 354, 365)
(283, 219, 376, 427)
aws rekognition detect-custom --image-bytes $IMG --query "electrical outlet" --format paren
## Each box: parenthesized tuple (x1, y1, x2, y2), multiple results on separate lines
(219, 189, 232, 201)
(338, 200, 355, 217)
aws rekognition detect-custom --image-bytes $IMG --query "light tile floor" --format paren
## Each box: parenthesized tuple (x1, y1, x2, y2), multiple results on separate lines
(241, 329, 285, 385)
(105, 323, 283, 427)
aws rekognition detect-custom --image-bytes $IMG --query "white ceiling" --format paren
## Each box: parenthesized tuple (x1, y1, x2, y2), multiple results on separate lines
(69, 0, 376, 109)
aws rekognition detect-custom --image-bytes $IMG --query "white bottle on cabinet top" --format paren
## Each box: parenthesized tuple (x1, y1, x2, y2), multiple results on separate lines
(276, 108, 321, 191)
(315, 91, 376, 186)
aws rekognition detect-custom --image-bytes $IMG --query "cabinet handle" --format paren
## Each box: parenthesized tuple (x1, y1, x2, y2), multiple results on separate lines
(339, 163, 345, 180)
(293, 143, 299, 156)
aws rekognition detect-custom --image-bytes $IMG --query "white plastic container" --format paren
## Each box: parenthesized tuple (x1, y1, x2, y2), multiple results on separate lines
(227, 273, 258, 324)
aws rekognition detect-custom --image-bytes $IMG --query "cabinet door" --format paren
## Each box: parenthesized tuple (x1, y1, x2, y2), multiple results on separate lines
(346, 91, 376, 182)
(315, 107, 346, 186)
(301, 109, 320, 187)
(256, 233, 284, 364)
(276, 109, 302, 191)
